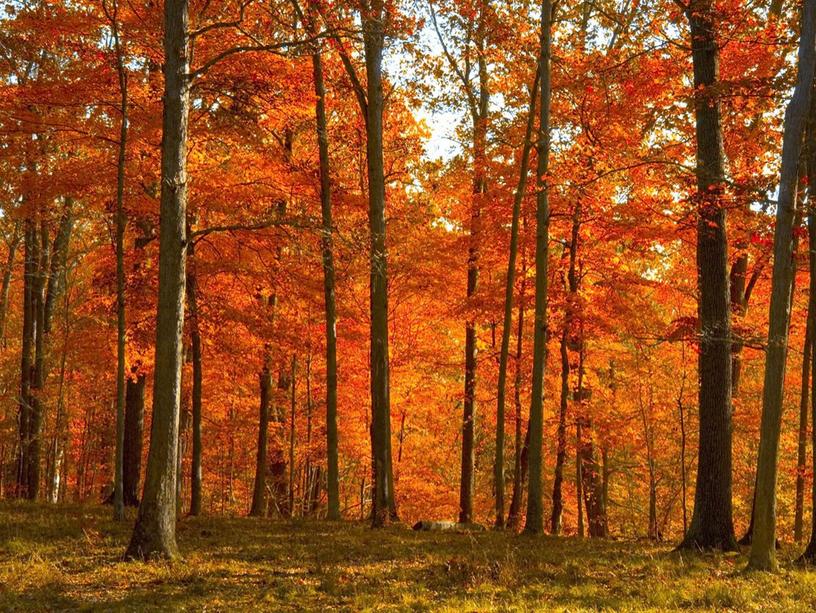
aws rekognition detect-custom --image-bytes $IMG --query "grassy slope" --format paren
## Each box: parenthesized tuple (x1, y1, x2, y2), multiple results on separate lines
(2, 503, 816, 611)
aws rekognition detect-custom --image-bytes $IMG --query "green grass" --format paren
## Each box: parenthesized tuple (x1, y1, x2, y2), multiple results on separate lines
(1, 503, 816, 611)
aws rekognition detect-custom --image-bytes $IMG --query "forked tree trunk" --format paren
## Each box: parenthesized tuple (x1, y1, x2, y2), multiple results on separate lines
(125, 0, 190, 560)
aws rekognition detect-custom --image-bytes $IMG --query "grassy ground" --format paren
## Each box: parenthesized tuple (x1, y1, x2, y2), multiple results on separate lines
(2, 503, 816, 611)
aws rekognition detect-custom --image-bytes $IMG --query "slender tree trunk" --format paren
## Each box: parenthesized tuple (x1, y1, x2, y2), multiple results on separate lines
(459, 0, 489, 526)
(0, 220, 21, 347)
(125, 0, 190, 559)
(16, 220, 35, 498)
(311, 45, 340, 521)
(288, 355, 296, 518)
(795, 322, 812, 543)
(250, 369, 272, 517)
(748, 0, 816, 570)
(187, 241, 203, 516)
(107, 0, 129, 522)
(495, 69, 538, 529)
(523, 0, 553, 536)
(677, 0, 736, 552)
(550, 326, 569, 534)
(123, 374, 145, 506)
(507, 261, 528, 530)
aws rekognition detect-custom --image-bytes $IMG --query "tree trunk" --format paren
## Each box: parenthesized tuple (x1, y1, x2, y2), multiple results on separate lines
(125, 0, 190, 559)
(123, 374, 145, 507)
(361, 0, 395, 528)
(495, 69, 538, 529)
(459, 0, 489, 526)
(0, 220, 21, 347)
(748, 0, 816, 570)
(16, 220, 35, 498)
(186, 241, 203, 516)
(311, 44, 340, 521)
(107, 0, 129, 522)
(550, 327, 569, 534)
(677, 0, 736, 552)
(523, 0, 553, 536)
(250, 369, 272, 517)
(507, 261, 528, 531)
(795, 322, 812, 542)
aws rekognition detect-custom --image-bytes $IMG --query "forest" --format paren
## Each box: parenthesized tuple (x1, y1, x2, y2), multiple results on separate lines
(4, 0, 816, 608)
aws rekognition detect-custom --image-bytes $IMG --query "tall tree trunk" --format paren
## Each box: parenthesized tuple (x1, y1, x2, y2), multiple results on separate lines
(16, 220, 35, 498)
(0, 220, 21, 347)
(106, 0, 129, 522)
(495, 69, 538, 529)
(459, 0, 489, 526)
(187, 241, 203, 516)
(524, 0, 552, 535)
(123, 374, 145, 506)
(677, 0, 736, 551)
(125, 0, 190, 559)
(311, 44, 340, 521)
(288, 356, 296, 518)
(361, 0, 395, 528)
(748, 0, 816, 570)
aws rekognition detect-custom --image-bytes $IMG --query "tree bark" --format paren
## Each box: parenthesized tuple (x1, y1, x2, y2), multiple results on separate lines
(125, 0, 190, 559)
(748, 0, 816, 570)
(549, 327, 569, 534)
(795, 322, 811, 543)
(524, 0, 552, 535)
(250, 369, 272, 517)
(677, 0, 736, 552)
(507, 257, 528, 531)
(187, 241, 203, 516)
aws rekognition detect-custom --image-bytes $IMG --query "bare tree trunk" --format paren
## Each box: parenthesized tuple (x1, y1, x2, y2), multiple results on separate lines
(0, 220, 21, 347)
(524, 0, 553, 536)
(288, 355, 296, 518)
(748, 0, 816, 570)
(550, 327, 569, 534)
(125, 0, 190, 559)
(507, 263, 528, 530)
(677, 0, 736, 552)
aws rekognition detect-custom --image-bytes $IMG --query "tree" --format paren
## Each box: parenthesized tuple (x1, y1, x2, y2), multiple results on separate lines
(749, 0, 816, 570)
(523, 0, 552, 535)
(125, 0, 191, 560)
(676, 0, 737, 552)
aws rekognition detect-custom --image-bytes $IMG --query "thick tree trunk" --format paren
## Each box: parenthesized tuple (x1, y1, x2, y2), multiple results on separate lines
(311, 45, 341, 521)
(123, 374, 145, 507)
(748, 0, 816, 570)
(361, 0, 396, 528)
(524, 0, 552, 535)
(125, 0, 190, 559)
(677, 0, 736, 552)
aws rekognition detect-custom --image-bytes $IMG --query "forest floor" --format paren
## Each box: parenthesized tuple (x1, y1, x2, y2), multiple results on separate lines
(2, 503, 816, 611)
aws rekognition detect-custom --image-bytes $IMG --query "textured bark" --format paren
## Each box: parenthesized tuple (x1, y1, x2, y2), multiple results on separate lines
(677, 0, 736, 552)
(125, 0, 190, 559)
(748, 0, 816, 570)
(123, 374, 145, 507)
(524, 0, 552, 535)
(360, 0, 396, 528)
